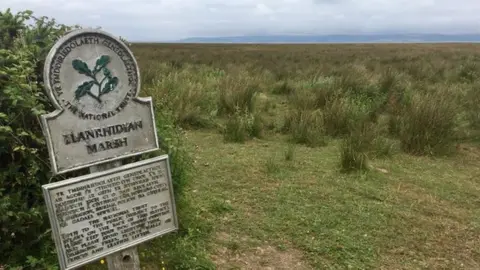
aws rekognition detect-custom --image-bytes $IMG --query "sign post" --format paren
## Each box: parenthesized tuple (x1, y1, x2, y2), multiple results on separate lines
(40, 29, 178, 270)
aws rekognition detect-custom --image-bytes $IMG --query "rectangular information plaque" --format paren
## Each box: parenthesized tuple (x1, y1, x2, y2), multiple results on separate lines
(42, 155, 178, 270)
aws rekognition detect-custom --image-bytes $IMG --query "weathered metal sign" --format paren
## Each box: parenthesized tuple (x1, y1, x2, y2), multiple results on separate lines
(41, 29, 158, 175)
(42, 155, 178, 270)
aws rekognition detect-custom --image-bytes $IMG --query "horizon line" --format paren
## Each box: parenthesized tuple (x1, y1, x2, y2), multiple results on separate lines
(126, 33, 480, 43)
(131, 41, 480, 44)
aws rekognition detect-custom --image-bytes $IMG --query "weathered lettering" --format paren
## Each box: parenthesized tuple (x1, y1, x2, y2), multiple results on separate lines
(42, 156, 177, 269)
(62, 120, 141, 147)
(41, 29, 158, 174)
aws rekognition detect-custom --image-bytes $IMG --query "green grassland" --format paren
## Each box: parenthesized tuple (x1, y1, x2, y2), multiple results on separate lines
(91, 43, 480, 270)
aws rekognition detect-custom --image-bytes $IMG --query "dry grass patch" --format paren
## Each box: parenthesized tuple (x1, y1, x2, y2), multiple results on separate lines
(211, 232, 311, 270)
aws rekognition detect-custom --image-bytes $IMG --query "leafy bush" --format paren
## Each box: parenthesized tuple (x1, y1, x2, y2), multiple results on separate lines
(1, 8, 206, 269)
(0, 9, 76, 268)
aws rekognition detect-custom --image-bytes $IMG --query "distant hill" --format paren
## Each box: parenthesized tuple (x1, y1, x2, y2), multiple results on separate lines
(177, 34, 480, 43)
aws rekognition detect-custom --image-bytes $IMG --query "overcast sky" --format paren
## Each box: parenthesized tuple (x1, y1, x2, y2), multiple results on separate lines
(4, 0, 480, 41)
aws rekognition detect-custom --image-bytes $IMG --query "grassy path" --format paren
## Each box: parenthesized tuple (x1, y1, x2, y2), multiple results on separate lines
(184, 130, 480, 269)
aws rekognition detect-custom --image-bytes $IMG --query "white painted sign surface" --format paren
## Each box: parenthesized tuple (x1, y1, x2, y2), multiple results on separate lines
(41, 29, 158, 174)
(42, 155, 178, 270)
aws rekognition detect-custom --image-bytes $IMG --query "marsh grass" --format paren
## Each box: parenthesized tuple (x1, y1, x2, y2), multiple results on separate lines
(217, 72, 259, 116)
(339, 119, 377, 172)
(465, 83, 480, 128)
(265, 155, 281, 175)
(272, 80, 295, 95)
(340, 135, 370, 172)
(127, 42, 480, 269)
(398, 89, 459, 156)
(223, 108, 264, 143)
(283, 108, 327, 147)
(371, 136, 398, 158)
(284, 144, 295, 161)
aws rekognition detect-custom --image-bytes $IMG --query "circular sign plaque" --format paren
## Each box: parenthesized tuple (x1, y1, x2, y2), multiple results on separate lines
(44, 29, 141, 121)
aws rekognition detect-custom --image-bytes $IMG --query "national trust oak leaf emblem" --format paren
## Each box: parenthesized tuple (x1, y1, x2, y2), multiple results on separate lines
(72, 55, 119, 103)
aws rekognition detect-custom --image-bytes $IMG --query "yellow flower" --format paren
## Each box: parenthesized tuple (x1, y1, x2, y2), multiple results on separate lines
(100, 259, 105, 264)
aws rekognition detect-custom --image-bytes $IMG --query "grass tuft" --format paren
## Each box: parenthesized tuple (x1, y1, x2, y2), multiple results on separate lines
(272, 80, 295, 95)
(397, 90, 459, 156)
(223, 108, 264, 143)
(284, 109, 327, 147)
(340, 122, 376, 173)
(284, 144, 295, 161)
(218, 74, 259, 116)
(265, 156, 281, 175)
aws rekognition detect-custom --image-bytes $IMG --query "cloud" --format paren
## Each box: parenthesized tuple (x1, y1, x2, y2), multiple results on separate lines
(3, 0, 480, 41)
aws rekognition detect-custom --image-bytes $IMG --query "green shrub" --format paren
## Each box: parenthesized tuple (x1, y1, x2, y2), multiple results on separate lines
(1, 8, 208, 269)
(0, 9, 75, 268)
